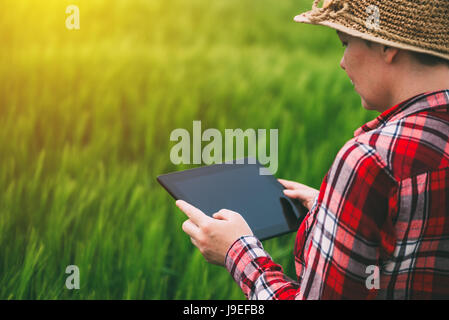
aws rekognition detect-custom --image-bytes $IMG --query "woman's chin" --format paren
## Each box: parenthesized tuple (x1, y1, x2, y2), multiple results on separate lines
(360, 98, 376, 111)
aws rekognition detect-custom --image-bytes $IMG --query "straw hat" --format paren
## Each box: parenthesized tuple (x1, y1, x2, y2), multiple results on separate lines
(294, 0, 449, 61)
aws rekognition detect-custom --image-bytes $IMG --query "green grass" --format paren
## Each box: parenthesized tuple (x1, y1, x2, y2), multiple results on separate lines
(0, 0, 377, 299)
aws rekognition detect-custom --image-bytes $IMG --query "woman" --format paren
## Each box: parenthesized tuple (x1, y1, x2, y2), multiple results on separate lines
(176, 0, 449, 299)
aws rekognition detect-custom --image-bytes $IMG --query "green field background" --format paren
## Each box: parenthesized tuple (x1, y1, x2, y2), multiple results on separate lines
(0, 0, 377, 299)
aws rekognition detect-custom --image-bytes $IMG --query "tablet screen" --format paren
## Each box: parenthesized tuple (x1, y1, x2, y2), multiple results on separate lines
(158, 160, 303, 240)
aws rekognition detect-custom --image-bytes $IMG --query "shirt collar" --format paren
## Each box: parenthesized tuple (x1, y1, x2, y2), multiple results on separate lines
(354, 90, 449, 137)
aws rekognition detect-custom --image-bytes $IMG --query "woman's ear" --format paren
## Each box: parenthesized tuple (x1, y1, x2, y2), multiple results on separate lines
(381, 45, 399, 64)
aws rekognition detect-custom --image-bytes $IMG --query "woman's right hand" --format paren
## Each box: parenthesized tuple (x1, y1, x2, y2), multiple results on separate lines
(278, 178, 319, 211)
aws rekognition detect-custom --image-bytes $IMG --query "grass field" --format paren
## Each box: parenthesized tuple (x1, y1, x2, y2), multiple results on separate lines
(0, 0, 378, 299)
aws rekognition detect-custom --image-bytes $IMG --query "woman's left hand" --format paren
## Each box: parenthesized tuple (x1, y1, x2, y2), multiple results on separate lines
(176, 200, 254, 266)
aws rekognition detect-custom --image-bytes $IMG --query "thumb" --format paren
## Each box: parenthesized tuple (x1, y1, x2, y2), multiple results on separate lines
(213, 209, 238, 221)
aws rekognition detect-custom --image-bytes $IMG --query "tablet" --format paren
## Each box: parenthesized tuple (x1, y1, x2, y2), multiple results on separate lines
(157, 158, 308, 241)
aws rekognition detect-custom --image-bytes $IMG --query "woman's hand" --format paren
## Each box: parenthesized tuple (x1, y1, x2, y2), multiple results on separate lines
(278, 178, 319, 211)
(175, 200, 253, 266)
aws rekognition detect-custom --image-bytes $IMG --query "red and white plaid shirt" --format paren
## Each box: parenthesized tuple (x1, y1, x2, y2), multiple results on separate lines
(225, 90, 449, 299)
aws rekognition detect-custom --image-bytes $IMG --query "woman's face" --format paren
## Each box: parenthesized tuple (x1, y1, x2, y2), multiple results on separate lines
(337, 31, 392, 112)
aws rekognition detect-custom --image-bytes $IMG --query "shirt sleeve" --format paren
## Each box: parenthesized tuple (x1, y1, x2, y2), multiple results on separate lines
(225, 141, 398, 299)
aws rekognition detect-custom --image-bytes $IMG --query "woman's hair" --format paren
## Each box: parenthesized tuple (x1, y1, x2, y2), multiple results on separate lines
(363, 39, 449, 67)
(408, 51, 449, 67)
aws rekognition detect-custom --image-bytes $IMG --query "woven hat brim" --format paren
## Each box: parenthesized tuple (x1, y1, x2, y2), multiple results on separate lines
(294, 13, 449, 62)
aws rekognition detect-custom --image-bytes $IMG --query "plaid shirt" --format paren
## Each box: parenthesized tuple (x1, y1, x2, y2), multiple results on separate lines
(225, 90, 449, 299)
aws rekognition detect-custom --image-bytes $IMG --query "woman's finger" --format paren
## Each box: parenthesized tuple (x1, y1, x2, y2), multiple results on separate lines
(278, 178, 311, 190)
(190, 236, 199, 247)
(278, 178, 317, 192)
(182, 219, 201, 239)
(176, 200, 211, 227)
(283, 188, 304, 199)
(212, 209, 239, 221)
(278, 178, 300, 189)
